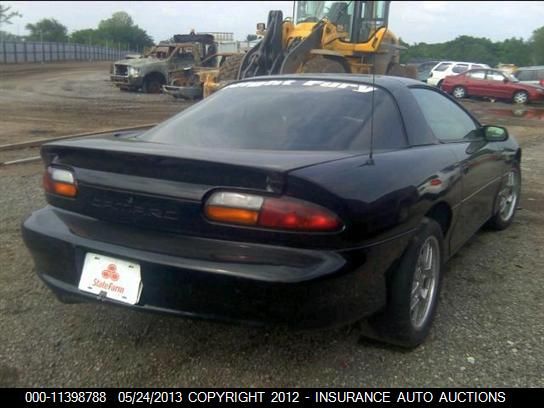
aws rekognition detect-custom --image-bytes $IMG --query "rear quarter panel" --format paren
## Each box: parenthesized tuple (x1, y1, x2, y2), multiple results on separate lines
(288, 145, 463, 253)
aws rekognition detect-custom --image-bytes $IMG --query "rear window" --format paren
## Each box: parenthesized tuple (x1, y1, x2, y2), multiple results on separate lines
(433, 63, 452, 72)
(515, 70, 536, 81)
(139, 79, 407, 152)
(452, 64, 469, 74)
(467, 70, 486, 79)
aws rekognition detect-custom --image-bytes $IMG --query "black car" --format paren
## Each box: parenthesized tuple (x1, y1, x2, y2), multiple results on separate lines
(22, 74, 521, 347)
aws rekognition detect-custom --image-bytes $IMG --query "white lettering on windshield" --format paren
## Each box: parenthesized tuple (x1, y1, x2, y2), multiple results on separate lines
(302, 80, 375, 93)
(225, 80, 375, 93)
(225, 80, 296, 88)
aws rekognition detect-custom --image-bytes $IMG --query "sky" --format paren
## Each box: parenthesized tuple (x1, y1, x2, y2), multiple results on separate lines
(2, 1, 544, 44)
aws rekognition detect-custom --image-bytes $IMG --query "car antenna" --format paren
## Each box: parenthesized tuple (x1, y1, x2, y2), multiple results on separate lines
(367, 48, 376, 165)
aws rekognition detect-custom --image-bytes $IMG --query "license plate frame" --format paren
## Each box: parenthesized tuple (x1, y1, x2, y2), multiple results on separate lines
(78, 252, 142, 305)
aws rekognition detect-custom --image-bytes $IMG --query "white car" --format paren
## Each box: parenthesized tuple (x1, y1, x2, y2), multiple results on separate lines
(427, 61, 489, 88)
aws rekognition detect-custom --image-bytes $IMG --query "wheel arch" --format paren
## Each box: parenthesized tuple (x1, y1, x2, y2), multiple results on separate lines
(144, 71, 167, 84)
(512, 89, 529, 98)
(425, 201, 453, 238)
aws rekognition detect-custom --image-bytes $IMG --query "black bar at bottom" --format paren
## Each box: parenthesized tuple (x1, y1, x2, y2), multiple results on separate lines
(1, 388, 542, 406)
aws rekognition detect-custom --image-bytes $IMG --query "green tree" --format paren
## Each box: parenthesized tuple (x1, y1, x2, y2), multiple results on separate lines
(0, 3, 21, 26)
(0, 30, 23, 40)
(97, 11, 153, 49)
(0, 3, 22, 40)
(496, 37, 532, 66)
(399, 30, 544, 67)
(26, 18, 68, 42)
(529, 26, 544, 65)
(71, 28, 103, 45)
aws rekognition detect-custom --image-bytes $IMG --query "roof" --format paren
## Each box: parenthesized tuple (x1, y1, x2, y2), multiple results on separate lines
(515, 66, 544, 70)
(434, 61, 488, 65)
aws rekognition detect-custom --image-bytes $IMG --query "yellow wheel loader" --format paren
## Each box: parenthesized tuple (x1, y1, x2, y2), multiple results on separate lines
(204, 1, 415, 96)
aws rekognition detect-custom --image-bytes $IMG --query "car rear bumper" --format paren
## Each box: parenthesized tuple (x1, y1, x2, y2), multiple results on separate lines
(162, 85, 202, 99)
(426, 77, 441, 86)
(22, 206, 409, 329)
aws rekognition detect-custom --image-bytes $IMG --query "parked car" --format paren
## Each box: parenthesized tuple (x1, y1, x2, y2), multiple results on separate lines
(441, 68, 544, 104)
(427, 61, 489, 88)
(409, 60, 441, 82)
(110, 34, 223, 93)
(23, 75, 521, 348)
(512, 66, 544, 87)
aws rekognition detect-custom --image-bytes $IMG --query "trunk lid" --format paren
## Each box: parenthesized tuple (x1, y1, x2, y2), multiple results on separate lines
(42, 134, 355, 240)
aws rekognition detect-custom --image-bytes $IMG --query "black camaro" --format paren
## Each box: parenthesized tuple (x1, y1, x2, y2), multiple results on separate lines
(22, 74, 521, 347)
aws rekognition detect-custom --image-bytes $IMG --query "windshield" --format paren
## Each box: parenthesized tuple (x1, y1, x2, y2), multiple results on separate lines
(295, 1, 388, 42)
(138, 79, 406, 152)
(147, 46, 173, 59)
(503, 72, 519, 82)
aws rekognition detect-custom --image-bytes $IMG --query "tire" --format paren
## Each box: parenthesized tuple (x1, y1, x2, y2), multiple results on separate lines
(217, 54, 245, 81)
(386, 63, 418, 79)
(486, 164, 521, 230)
(301, 56, 348, 73)
(452, 86, 466, 99)
(512, 90, 528, 105)
(368, 218, 444, 348)
(142, 75, 164, 94)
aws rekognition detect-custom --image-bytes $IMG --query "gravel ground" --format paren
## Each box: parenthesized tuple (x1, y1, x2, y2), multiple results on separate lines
(0, 63, 543, 387)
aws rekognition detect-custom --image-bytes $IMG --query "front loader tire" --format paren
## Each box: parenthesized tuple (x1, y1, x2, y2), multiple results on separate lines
(301, 56, 348, 73)
(386, 63, 418, 79)
(217, 54, 245, 81)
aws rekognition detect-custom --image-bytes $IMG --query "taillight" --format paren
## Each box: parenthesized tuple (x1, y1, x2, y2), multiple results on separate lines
(540, 79, 544, 87)
(204, 191, 342, 232)
(43, 166, 77, 198)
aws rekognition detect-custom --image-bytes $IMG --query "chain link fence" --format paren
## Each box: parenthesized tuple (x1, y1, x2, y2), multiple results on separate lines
(0, 40, 138, 64)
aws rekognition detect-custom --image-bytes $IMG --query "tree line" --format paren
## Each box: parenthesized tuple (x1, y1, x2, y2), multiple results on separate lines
(399, 26, 544, 67)
(0, 5, 153, 50)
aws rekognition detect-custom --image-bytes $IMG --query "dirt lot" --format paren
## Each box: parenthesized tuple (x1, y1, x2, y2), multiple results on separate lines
(0, 63, 543, 387)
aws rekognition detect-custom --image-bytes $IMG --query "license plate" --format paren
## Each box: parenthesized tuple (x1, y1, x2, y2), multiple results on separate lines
(78, 253, 142, 305)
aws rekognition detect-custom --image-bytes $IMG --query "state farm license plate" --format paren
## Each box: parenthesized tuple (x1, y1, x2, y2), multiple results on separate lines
(78, 253, 142, 305)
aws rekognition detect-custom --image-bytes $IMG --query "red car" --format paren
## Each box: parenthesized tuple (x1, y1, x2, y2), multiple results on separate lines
(441, 68, 544, 104)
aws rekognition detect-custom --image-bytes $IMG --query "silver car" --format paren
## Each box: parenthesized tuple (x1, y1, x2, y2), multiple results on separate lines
(513, 66, 544, 87)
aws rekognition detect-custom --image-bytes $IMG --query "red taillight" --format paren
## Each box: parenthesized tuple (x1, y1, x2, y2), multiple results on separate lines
(43, 166, 77, 198)
(204, 191, 342, 232)
(540, 79, 544, 87)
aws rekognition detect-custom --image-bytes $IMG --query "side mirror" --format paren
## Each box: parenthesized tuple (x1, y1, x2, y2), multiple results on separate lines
(483, 125, 509, 142)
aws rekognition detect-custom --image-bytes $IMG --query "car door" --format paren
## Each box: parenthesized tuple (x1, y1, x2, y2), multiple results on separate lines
(464, 70, 487, 95)
(484, 70, 510, 99)
(411, 88, 505, 251)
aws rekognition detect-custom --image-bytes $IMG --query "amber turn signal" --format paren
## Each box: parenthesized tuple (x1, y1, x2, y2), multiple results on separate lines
(43, 166, 78, 198)
(205, 206, 259, 225)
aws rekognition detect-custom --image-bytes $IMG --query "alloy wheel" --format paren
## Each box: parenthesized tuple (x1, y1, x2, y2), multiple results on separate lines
(498, 170, 519, 222)
(453, 86, 465, 99)
(513, 92, 528, 104)
(410, 236, 440, 329)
